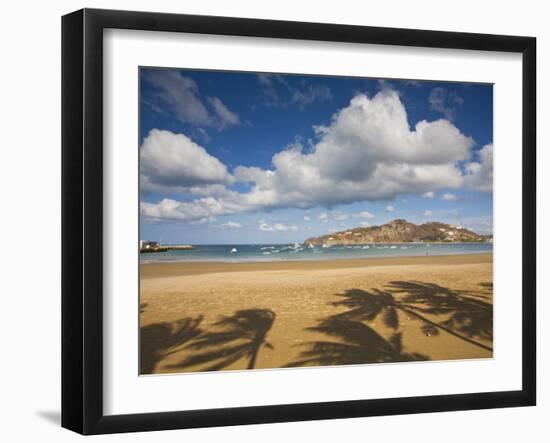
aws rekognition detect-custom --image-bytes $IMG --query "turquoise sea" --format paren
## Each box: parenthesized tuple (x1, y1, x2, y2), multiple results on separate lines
(140, 242, 493, 263)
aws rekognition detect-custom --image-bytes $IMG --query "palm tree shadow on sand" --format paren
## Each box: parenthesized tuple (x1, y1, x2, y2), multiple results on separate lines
(140, 315, 204, 374)
(330, 281, 492, 350)
(287, 317, 428, 367)
(167, 309, 276, 372)
(287, 280, 492, 368)
(385, 281, 493, 345)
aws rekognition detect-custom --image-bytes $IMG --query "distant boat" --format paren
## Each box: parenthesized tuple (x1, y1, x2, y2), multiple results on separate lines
(230, 248, 237, 253)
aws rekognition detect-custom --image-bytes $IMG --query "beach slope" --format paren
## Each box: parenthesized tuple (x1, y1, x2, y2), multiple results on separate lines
(140, 254, 493, 374)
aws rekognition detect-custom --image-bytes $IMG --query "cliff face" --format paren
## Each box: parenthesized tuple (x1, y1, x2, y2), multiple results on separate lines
(304, 219, 492, 245)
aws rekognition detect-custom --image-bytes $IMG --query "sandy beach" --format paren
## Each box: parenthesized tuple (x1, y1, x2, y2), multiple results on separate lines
(140, 253, 493, 374)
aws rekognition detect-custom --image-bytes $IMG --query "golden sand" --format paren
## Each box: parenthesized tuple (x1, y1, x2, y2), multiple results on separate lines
(140, 254, 493, 374)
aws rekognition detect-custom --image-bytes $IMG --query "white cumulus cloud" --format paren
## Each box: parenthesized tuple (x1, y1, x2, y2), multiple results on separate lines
(332, 211, 349, 221)
(233, 91, 472, 210)
(386, 205, 395, 212)
(442, 192, 458, 201)
(258, 222, 298, 232)
(140, 129, 233, 192)
(353, 211, 375, 219)
(464, 144, 493, 192)
(422, 191, 435, 198)
(141, 90, 490, 223)
(219, 221, 242, 229)
(423, 210, 433, 217)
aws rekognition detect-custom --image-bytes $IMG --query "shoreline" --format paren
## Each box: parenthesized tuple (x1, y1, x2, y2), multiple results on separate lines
(140, 252, 492, 278)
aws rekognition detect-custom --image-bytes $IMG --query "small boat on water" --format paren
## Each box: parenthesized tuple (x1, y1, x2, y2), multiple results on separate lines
(230, 248, 237, 253)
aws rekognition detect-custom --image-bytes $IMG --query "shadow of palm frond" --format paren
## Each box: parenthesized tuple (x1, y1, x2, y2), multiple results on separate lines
(286, 317, 428, 367)
(168, 309, 276, 371)
(331, 288, 399, 328)
(479, 282, 493, 291)
(471, 282, 493, 300)
(140, 315, 204, 374)
(386, 281, 493, 342)
(331, 281, 492, 351)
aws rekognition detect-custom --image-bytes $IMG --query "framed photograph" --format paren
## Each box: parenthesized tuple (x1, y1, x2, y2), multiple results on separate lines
(62, 8, 536, 434)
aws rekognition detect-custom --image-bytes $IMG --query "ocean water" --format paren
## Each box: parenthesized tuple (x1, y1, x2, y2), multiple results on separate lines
(140, 242, 493, 263)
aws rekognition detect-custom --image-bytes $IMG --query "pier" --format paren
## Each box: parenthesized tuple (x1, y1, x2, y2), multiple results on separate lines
(140, 241, 194, 253)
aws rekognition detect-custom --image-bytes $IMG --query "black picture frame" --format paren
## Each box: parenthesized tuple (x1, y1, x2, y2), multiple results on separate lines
(62, 8, 536, 435)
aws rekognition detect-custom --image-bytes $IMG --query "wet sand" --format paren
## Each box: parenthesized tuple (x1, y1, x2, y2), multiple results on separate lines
(140, 253, 493, 374)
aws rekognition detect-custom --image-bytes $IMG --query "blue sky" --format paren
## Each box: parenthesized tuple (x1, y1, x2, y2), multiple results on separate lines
(139, 68, 493, 244)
